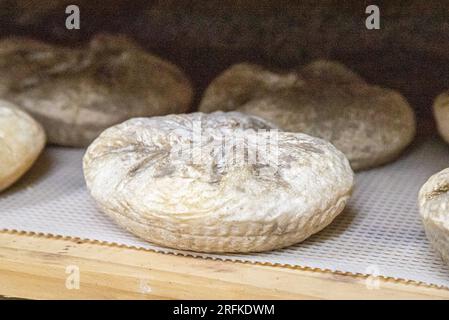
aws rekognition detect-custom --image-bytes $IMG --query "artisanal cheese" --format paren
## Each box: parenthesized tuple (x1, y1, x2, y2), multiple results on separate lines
(0, 34, 193, 147)
(0, 100, 45, 192)
(433, 91, 449, 144)
(199, 60, 416, 171)
(83, 111, 353, 253)
(419, 168, 449, 266)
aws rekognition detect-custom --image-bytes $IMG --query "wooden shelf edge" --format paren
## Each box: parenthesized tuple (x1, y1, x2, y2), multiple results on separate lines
(0, 232, 448, 300)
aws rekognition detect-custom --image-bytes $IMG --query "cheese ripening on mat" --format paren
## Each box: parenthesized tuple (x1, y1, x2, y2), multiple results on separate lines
(433, 91, 449, 144)
(0, 34, 193, 147)
(0, 100, 45, 192)
(419, 168, 449, 266)
(83, 111, 354, 253)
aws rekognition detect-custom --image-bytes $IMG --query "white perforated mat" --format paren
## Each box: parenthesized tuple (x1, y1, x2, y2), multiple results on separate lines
(1, 135, 449, 288)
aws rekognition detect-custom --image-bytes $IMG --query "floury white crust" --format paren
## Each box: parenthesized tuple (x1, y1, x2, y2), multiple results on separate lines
(199, 60, 416, 171)
(83, 112, 354, 253)
(419, 169, 449, 266)
(0, 100, 45, 192)
(433, 92, 449, 144)
(0, 34, 193, 147)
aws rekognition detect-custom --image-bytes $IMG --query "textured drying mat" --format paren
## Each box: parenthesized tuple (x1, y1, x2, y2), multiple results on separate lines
(1, 135, 449, 289)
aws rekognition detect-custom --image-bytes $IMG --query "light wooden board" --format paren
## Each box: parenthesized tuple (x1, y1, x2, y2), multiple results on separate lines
(0, 231, 448, 300)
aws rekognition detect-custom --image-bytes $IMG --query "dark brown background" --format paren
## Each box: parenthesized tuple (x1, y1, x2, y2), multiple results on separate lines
(1, 0, 448, 132)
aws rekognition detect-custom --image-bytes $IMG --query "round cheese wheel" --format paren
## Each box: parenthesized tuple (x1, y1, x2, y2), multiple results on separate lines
(0, 34, 193, 147)
(83, 111, 353, 252)
(433, 91, 449, 144)
(199, 60, 416, 171)
(419, 168, 449, 266)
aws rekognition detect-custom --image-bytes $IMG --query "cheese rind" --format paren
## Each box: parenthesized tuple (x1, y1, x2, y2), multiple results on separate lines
(434, 91, 449, 144)
(83, 111, 354, 253)
(199, 60, 416, 171)
(418, 168, 449, 265)
(0, 34, 193, 147)
(0, 100, 46, 192)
